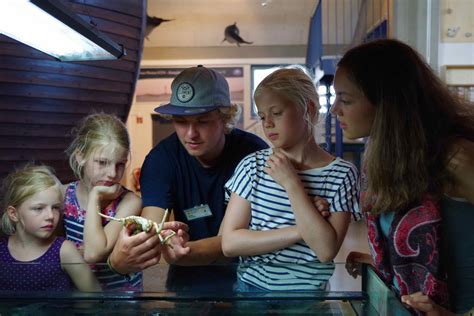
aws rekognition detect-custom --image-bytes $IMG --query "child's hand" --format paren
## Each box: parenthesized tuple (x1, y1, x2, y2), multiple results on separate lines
(313, 196, 330, 218)
(92, 183, 123, 201)
(264, 149, 299, 188)
(401, 292, 453, 316)
(345, 251, 372, 278)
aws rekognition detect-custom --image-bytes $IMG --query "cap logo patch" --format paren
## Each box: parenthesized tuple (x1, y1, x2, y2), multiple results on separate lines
(176, 82, 194, 103)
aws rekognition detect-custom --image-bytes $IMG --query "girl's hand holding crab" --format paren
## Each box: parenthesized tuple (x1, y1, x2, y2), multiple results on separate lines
(264, 149, 300, 189)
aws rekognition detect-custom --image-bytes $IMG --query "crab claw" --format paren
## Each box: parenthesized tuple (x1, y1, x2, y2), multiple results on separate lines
(160, 230, 176, 248)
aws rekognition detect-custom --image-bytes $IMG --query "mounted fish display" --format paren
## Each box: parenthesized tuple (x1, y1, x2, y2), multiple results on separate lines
(222, 22, 253, 46)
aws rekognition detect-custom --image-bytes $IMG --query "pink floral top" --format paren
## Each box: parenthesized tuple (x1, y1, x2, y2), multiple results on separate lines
(63, 181, 142, 291)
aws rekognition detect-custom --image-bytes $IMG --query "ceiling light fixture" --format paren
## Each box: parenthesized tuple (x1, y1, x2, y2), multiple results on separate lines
(0, 0, 126, 61)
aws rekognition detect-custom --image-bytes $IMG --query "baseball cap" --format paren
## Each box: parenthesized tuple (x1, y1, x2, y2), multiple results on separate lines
(154, 65, 231, 116)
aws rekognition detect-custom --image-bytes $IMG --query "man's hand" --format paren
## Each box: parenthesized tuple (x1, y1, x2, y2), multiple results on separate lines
(162, 220, 189, 233)
(108, 220, 190, 273)
(401, 292, 454, 316)
(109, 225, 163, 274)
(161, 228, 191, 264)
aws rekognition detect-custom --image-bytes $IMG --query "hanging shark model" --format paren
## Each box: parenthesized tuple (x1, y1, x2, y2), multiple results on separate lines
(222, 22, 253, 46)
(145, 15, 174, 40)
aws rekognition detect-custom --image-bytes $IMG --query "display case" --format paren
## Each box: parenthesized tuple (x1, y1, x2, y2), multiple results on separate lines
(0, 262, 412, 315)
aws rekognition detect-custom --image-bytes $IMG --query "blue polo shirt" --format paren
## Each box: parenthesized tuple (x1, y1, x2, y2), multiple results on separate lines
(140, 128, 268, 291)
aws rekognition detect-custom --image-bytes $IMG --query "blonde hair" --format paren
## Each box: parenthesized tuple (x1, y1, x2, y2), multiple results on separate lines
(66, 113, 130, 180)
(157, 104, 241, 134)
(254, 66, 320, 138)
(0, 165, 62, 235)
(218, 104, 241, 133)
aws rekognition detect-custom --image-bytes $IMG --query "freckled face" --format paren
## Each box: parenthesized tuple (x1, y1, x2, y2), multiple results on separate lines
(255, 91, 308, 149)
(330, 67, 376, 139)
(82, 145, 128, 188)
(13, 186, 63, 239)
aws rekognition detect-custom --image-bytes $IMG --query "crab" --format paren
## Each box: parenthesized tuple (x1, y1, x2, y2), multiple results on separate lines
(98, 209, 176, 248)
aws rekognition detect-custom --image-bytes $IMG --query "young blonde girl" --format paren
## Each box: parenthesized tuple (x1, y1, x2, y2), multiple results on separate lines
(64, 113, 142, 291)
(221, 67, 361, 291)
(0, 165, 100, 292)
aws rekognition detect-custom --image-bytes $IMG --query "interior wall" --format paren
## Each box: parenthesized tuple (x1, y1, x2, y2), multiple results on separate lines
(438, 0, 474, 67)
(145, 0, 317, 48)
(440, 0, 474, 43)
(392, 0, 440, 71)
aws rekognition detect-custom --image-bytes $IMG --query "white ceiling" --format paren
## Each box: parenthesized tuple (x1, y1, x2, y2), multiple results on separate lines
(145, 0, 318, 47)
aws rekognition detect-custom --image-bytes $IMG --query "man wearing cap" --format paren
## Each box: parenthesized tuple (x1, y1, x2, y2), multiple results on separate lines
(108, 65, 268, 292)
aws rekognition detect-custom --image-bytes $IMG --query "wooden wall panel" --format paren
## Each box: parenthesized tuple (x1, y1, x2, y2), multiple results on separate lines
(70, 3, 142, 28)
(0, 96, 126, 114)
(0, 0, 146, 183)
(0, 69, 132, 92)
(0, 56, 135, 82)
(0, 123, 76, 137)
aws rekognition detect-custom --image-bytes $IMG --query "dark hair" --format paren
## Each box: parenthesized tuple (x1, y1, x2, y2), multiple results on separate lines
(338, 39, 474, 213)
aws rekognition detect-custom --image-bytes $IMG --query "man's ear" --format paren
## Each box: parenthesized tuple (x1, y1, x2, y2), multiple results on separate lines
(7, 206, 19, 223)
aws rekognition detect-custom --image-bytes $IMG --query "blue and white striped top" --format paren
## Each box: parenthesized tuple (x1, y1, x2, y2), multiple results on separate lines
(225, 148, 361, 291)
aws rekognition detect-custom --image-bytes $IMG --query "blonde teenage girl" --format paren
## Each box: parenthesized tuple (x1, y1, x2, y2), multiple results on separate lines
(221, 67, 361, 291)
(64, 113, 143, 291)
(0, 165, 100, 292)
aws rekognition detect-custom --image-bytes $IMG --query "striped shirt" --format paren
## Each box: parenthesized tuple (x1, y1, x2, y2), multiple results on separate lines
(225, 148, 361, 291)
(63, 181, 143, 291)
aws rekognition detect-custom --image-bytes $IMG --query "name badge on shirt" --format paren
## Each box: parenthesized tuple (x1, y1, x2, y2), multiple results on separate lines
(183, 204, 212, 221)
